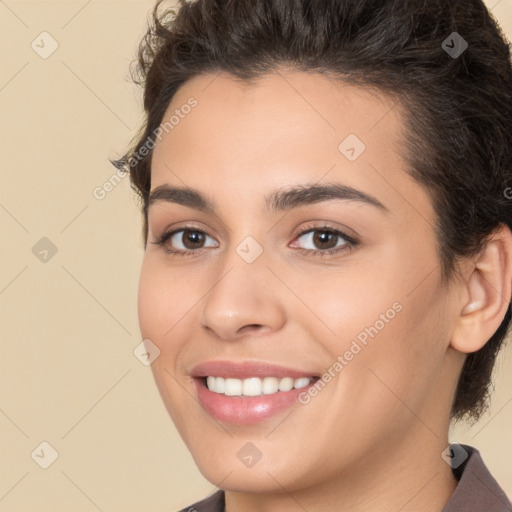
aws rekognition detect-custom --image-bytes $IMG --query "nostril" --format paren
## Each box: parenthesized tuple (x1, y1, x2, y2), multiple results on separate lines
(239, 324, 264, 334)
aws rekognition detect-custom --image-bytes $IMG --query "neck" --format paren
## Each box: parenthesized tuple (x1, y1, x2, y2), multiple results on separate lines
(224, 428, 459, 512)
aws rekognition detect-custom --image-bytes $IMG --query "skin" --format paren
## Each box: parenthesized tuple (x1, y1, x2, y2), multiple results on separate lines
(138, 68, 512, 512)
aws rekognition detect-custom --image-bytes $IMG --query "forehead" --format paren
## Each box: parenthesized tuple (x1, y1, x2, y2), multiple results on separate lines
(149, 69, 433, 223)
(162, 69, 404, 149)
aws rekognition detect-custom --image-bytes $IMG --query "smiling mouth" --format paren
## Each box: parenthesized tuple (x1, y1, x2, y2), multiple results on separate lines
(199, 375, 321, 397)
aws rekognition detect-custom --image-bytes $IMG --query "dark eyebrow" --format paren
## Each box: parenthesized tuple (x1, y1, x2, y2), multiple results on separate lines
(147, 185, 217, 215)
(265, 183, 388, 213)
(147, 182, 388, 215)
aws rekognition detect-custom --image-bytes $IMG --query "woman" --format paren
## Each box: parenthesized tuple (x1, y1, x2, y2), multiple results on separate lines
(112, 0, 512, 510)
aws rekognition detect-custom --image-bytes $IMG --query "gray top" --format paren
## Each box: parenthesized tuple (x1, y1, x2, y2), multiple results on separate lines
(178, 444, 512, 512)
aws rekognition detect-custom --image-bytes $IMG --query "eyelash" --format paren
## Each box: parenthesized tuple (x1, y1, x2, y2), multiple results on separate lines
(150, 222, 359, 258)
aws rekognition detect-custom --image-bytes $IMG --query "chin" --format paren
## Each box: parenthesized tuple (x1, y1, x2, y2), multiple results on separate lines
(193, 447, 316, 494)
(198, 466, 293, 494)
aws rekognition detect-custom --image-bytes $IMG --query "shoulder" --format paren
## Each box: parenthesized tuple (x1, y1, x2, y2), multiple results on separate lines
(443, 444, 512, 512)
(177, 490, 225, 512)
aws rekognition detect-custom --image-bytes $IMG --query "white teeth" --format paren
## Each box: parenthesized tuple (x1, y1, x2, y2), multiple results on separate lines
(278, 377, 294, 392)
(216, 376, 226, 393)
(262, 376, 279, 394)
(294, 377, 311, 389)
(206, 376, 217, 392)
(225, 378, 242, 396)
(205, 376, 314, 396)
(242, 377, 262, 396)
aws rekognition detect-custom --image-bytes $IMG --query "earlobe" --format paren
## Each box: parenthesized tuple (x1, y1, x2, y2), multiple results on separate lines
(450, 224, 512, 354)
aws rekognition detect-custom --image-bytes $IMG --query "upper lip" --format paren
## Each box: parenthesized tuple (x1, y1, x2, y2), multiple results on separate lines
(190, 360, 321, 380)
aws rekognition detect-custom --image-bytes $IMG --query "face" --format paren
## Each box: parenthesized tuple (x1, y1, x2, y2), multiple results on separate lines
(138, 69, 462, 493)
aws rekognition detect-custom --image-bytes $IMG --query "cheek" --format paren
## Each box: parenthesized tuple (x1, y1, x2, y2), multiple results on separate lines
(137, 258, 198, 431)
(334, 289, 450, 429)
(295, 260, 402, 354)
(137, 257, 186, 342)
(137, 257, 194, 399)
(300, 257, 448, 417)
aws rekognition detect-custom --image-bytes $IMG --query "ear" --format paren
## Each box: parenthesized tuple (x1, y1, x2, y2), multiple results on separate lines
(450, 223, 512, 354)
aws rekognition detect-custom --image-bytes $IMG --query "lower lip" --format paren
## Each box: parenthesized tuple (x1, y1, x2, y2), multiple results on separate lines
(194, 377, 318, 425)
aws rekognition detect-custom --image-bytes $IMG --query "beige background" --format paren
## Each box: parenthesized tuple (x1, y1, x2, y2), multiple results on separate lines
(0, 0, 511, 510)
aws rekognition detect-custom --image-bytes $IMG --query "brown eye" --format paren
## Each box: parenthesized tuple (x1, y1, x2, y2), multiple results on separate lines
(311, 230, 339, 250)
(179, 230, 206, 249)
(295, 228, 350, 252)
(151, 227, 218, 256)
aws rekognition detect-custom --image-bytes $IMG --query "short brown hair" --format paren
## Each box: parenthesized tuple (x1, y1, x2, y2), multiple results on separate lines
(112, 0, 512, 423)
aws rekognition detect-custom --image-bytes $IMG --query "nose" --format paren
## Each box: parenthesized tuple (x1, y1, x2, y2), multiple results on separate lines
(199, 255, 287, 342)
